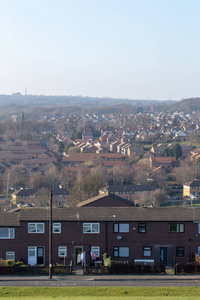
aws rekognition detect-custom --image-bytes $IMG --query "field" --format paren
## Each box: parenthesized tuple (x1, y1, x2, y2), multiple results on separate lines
(1, 287, 200, 299)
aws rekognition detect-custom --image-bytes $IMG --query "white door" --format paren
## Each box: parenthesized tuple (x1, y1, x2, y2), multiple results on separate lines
(28, 247, 37, 265)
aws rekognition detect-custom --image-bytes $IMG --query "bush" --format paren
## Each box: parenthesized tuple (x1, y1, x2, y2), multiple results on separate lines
(103, 253, 113, 267)
(5, 260, 15, 266)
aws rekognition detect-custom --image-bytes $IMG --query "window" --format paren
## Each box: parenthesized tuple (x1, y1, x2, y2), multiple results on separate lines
(176, 246, 184, 257)
(114, 247, 129, 257)
(169, 223, 184, 233)
(58, 246, 67, 257)
(138, 223, 146, 233)
(198, 223, 200, 234)
(83, 223, 100, 233)
(53, 223, 61, 233)
(6, 251, 15, 261)
(143, 247, 152, 257)
(28, 223, 44, 233)
(114, 223, 129, 233)
(91, 246, 100, 257)
(0, 228, 15, 239)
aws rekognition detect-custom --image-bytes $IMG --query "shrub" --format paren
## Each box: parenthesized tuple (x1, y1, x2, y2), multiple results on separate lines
(103, 253, 113, 267)
(5, 260, 15, 266)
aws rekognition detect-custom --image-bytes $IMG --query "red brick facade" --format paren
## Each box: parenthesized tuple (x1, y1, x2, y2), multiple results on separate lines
(1, 207, 200, 267)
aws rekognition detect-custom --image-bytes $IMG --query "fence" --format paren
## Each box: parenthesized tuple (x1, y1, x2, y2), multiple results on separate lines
(174, 254, 200, 274)
(0, 265, 72, 275)
(84, 261, 165, 275)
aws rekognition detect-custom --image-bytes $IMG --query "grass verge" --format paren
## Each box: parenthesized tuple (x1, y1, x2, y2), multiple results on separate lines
(1, 287, 200, 297)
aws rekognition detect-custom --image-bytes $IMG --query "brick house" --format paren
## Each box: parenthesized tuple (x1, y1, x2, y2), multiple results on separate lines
(1, 207, 200, 267)
(183, 179, 200, 198)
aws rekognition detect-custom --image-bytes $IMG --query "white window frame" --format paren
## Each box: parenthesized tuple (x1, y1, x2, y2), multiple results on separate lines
(83, 223, 100, 233)
(28, 223, 45, 233)
(58, 246, 67, 257)
(6, 251, 15, 261)
(114, 223, 129, 233)
(91, 246, 100, 257)
(0, 228, 15, 239)
(53, 223, 61, 233)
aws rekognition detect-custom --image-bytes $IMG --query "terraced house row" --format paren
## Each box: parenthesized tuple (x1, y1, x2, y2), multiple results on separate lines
(1, 205, 200, 267)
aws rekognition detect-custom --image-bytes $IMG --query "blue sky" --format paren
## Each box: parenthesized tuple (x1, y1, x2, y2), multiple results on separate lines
(0, 0, 200, 100)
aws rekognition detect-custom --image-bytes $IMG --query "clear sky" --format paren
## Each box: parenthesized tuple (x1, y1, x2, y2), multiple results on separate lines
(0, 0, 200, 100)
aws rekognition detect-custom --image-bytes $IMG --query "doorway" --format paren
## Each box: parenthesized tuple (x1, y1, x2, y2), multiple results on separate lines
(28, 246, 44, 265)
(160, 247, 168, 266)
(74, 246, 83, 266)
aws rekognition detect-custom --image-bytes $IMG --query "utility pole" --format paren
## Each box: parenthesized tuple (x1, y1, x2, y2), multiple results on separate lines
(49, 191, 53, 279)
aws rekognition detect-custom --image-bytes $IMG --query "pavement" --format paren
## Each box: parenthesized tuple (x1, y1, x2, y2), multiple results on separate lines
(1, 274, 200, 287)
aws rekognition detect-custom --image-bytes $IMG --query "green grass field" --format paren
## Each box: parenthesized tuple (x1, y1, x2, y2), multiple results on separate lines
(1, 287, 200, 299)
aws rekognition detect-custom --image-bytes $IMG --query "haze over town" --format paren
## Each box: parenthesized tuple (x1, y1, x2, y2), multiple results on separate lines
(1, 0, 200, 100)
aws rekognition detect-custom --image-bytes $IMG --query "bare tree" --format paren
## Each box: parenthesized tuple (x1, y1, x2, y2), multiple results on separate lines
(172, 163, 196, 185)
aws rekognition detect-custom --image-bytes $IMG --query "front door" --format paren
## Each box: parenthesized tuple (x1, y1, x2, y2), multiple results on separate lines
(28, 246, 44, 265)
(160, 247, 168, 266)
(75, 246, 83, 266)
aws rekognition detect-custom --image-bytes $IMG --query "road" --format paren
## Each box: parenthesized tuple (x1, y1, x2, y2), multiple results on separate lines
(1, 275, 200, 287)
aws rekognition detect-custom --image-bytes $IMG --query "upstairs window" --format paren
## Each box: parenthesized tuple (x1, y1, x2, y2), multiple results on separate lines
(28, 223, 44, 233)
(114, 223, 129, 233)
(83, 223, 100, 233)
(53, 223, 61, 233)
(138, 223, 146, 233)
(0, 228, 15, 239)
(169, 223, 184, 233)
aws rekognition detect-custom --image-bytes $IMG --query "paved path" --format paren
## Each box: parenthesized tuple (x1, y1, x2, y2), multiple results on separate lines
(1, 274, 200, 287)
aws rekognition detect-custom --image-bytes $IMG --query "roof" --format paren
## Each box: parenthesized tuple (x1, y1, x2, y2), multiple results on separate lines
(77, 192, 135, 207)
(15, 188, 70, 197)
(18, 207, 200, 222)
(184, 179, 200, 187)
(0, 212, 20, 226)
(108, 184, 155, 193)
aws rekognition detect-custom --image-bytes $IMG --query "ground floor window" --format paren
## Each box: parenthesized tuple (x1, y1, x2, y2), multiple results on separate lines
(6, 251, 15, 261)
(58, 246, 67, 257)
(91, 246, 100, 258)
(176, 246, 184, 257)
(143, 247, 152, 257)
(113, 247, 129, 258)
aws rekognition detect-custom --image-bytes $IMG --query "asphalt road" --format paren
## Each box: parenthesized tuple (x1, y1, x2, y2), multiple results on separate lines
(1, 275, 200, 287)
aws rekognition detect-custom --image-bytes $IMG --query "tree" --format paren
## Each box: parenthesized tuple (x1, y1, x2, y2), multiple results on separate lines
(172, 143, 182, 159)
(112, 166, 134, 185)
(64, 142, 74, 154)
(71, 168, 106, 205)
(9, 165, 27, 189)
(151, 189, 167, 207)
(56, 141, 64, 154)
(161, 148, 173, 157)
(172, 163, 196, 185)
(44, 166, 59, 188)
